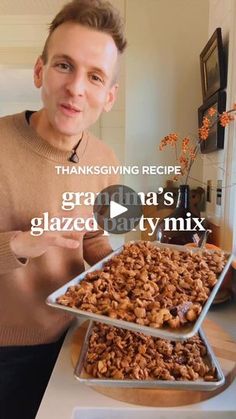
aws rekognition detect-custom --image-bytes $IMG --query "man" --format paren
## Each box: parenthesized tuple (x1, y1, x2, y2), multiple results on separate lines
(0, 1, 126, 418)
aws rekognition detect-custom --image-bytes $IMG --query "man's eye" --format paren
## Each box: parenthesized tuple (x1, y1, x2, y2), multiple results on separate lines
(55, 63, 72, 72)
(90, 74, 103, 84)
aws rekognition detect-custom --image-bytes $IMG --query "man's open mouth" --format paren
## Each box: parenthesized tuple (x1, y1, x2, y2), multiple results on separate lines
(60, 103, 82, 115)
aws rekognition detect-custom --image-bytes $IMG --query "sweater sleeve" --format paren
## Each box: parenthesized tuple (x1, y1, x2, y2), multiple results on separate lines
(83, 230, 113, 266)
(0, 232, 28, 274)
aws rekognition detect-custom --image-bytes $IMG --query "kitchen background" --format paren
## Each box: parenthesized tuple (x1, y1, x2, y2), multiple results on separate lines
(0, 0, 235, 252)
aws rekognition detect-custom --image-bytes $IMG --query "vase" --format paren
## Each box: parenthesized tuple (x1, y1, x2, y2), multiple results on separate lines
(156, 184, 200, 245)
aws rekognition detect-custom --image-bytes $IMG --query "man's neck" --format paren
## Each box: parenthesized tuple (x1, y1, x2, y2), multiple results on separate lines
(29, 109, 82, 152)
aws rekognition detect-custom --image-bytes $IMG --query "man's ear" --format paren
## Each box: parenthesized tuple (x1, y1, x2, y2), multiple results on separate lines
(34, 57, 44, 88)
(103, 84, 119, 112)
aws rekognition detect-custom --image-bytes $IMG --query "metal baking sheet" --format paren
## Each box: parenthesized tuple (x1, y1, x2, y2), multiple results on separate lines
(73, 320, 225, 391)
(46, 241, 233, 341)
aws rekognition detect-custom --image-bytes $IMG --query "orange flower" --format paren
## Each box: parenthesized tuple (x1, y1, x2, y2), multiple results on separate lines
(202, 116, 210, 128)
(179, 154, 189, 169)
(159, 133, 178, 150)
(158, 104, 236, 184)
(189, 146, 197, 160)
(219, 112, 233, 127)
(166, 133, 178, 145)
(208, 107, 217, 117)
(181, 137, 190, 153)
(199, 126, 209, 140)
(159, 138, 167, 150)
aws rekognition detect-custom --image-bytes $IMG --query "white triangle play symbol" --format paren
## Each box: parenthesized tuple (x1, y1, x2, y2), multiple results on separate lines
(110, 201, 128, 219)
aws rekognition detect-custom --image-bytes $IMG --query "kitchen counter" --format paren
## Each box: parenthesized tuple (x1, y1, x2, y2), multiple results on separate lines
(36, 294, 236, 419)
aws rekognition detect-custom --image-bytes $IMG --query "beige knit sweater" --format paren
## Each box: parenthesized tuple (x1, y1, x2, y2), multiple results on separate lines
(0, 112, 118, 345)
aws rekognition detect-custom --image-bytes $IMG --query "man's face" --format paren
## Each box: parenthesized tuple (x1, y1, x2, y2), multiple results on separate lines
(34, 22, 118, 137)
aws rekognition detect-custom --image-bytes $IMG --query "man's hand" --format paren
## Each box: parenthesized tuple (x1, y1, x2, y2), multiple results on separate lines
(10, 231, 81, 259)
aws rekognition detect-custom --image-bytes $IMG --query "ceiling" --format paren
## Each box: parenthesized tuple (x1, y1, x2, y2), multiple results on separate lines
(0, 0, 66, 15)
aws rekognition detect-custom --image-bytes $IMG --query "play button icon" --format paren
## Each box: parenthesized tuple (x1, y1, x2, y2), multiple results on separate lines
(110, 201, 128, 219)
(93, 184, 143, 234)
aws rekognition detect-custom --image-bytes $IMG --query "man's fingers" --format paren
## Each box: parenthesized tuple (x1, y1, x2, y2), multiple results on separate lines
(53, 237, 80, 249)
(44, 231, 81, 248)
(10, 230, 81, 260)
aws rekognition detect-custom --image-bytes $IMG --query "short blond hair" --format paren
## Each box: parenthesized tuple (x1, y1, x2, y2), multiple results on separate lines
(41, 0, 127, 63)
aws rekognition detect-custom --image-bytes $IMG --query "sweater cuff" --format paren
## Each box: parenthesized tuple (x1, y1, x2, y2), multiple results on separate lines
(83, 232, 113, 266)
(85, 244, 113, 266)
(0, 232, 29, 274)
(92, 244, 113, 264)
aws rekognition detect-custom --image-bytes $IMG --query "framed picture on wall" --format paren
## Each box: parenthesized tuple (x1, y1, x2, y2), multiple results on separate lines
(198, 90, 226, 154)
(200, 28, 226, 101)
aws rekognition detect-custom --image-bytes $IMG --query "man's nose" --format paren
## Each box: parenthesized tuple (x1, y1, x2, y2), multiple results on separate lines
(65, 71, 86, 96)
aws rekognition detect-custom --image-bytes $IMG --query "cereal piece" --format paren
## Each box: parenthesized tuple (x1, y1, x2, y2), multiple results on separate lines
(134, 307, 146, 318)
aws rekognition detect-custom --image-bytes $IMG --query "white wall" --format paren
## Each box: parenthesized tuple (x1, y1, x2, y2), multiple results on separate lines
(100, 0, 125, 166)
(125, 0, 209, 193)
(0, 68, 40, 117)
(202, 0, 231, 225)
(205, 0, 236, 251)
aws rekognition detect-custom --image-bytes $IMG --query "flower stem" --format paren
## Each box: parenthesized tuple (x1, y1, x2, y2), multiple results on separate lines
(185, 143, 200, 184)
